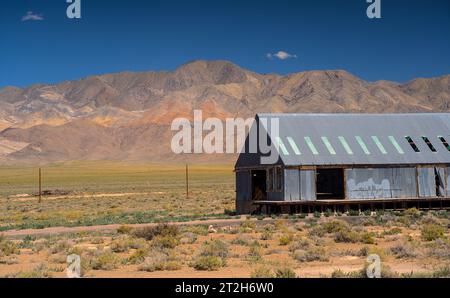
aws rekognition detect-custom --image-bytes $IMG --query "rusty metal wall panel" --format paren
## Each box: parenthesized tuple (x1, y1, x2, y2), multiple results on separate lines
(391, 167, 417, 198)
(346, 168, 392, 199)
(418, 167, 436, 197)
(346, 167, 417, 200)
(300, 170, 316, 201)
(284, 169, 300, 201)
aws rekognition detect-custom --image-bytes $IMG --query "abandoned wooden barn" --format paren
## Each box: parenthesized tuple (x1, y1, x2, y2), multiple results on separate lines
(235, 113, 450, 214)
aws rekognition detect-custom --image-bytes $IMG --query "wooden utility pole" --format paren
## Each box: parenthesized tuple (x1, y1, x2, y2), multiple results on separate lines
(38, 168, 42, 203)
(185, 164, 189, 199)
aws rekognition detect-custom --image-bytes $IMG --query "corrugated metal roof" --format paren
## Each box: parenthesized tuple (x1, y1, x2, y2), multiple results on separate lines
(238, 113, 450, 167)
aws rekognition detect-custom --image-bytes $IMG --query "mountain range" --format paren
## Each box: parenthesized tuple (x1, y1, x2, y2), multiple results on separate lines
(0, 60, 449, 164)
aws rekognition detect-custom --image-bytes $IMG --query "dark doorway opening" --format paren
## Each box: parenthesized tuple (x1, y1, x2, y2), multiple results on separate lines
(252, 170, 267, 201)
(316, 168, 345, 200)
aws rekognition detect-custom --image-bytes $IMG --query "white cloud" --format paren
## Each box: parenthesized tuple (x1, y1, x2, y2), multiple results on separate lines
(21, 11, 44, 22)
(266, 51, 297, 60)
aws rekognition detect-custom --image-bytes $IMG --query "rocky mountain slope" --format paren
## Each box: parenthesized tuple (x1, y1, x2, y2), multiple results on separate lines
(0, 60, 449, 163)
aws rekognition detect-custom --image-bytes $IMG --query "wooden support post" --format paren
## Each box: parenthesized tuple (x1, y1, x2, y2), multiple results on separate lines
(185, 164, 189, 200)
(38, 168, 42, 204)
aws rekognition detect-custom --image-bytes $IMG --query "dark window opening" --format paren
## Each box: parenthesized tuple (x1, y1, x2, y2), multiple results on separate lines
(438, 136, 450, 152)
(422, 136, 437, 152)
(405, 136, 420, 152)
(276, 167, 283, 191)
(251, 170, 267, 201)
(316, 168, 345, 200)
(267, 168, 274, 191)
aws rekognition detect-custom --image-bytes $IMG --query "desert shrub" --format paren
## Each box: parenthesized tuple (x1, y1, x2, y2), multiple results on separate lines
(133, 224, 179, 241)
(390, 243, 417, 259)
(31, 239, 48, 253)
(231, 234, 254, 246)
(90, 251, 120, 270)
(19, 235, 36, 249)
(421, 224, 445, 241)
(260, 230, 273, 241)
(331, 269, 364, 278)
(251, 267, 274, 278)
(110, 236, 147, 252)
(419, 214, 441, 226)
(404, 208, 421, 219)
(348, 210, 360, 216)
(363, 210, 372, 217)
(288, 238, 311, 252)
(363, 262, 399, 278)
(192, 256, 224, 271)
(322, 220, 349, 233)
(117, 225, 134, 234)
(49, 240, 72, 254)
(183, 225, 209, 236)
(0, 256, 19, 265)
(367, 247, 388, 261)
(434, 210, 448, 219)
(279, 233, 294, 246)
(151, 235, 180, 249)
(240, 220, 256, 232)
(126, 248, 149, 265)
(246, 242, 262, 261)
(360, 232, 376, 244)
(313, 211, 321, 218)
(429, 266, 450, 278)
(49, 254, 68, 264)
(138, 251, 181, 272)
(334, 262, 399, 278)
(324, 209, 334, 217)
(224, 209, 236, 216)
(13, 264, 52, 278)
(89, 237, 104, 245)
(426, 238, 450, 259)
(358, 246, 370, 257)
(274, 219, 287, 230)
(110, 236, 133, 253)
(200, 239, 228, 260)
(292, 247, 328, 262)
(382, 227, 402, 236)
(275, 267, 297, 278)
(180, 232, 197, 244)
(0, 239, 20, 256)
(334, 229, 360, 243)
(308, 226, 325, 237)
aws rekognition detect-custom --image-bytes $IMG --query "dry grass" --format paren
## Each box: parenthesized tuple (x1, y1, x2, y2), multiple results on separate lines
(0, 162, 235, 231)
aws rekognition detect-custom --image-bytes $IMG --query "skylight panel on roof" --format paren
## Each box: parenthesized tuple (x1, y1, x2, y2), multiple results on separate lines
(388, 136, 405, 154)
(286, 137, 301, 155)
(275, 137, 289, 155)
(371, 136, 387, 154)
(438, 136, 450, 152)
(304, 137, 319, 155)
(321, 137, 336, 155)
(422, 136, 437, 152)
(405, 136, 420, 152)
(338, 136, 353, 155)
(355, 136, 370, 155)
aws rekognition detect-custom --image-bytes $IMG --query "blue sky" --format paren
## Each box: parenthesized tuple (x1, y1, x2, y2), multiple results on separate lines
(0, 0, 449, 88)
